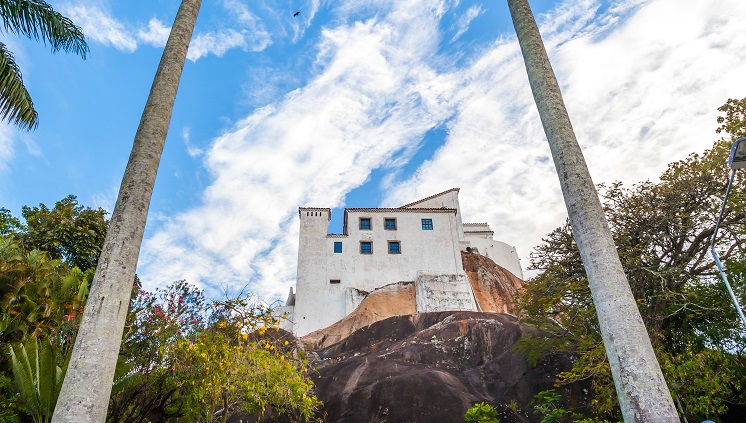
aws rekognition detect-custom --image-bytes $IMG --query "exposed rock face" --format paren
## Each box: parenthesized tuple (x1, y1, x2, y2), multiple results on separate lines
(303, 282, 416, 350)
(303, 253, 524, 350)
(312, 311, 588, 423)
(295, 253, 554, 422)
(462, 251, 524, 314)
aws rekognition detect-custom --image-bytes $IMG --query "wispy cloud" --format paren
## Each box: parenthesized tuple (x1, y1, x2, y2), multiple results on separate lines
(0, 126, 14, 172)
(450, 5, 483, 42)
(187, 28, 271, 61)
(59, 3, 272, 60)
(181, 127, 203, 158)
(138, 0, 459, 297)
(138, 0, 746, 300)
(386, 0, 746, 269)
(61, 4, 138, 52)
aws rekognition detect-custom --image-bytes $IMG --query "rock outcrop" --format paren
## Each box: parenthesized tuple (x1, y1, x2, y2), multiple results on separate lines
(312, 311, 588, 423)
(295, 252, 559, 422)
(302, 281, 416, 349)
(462, 251, 523, 314)
(303, 253, 524, 350)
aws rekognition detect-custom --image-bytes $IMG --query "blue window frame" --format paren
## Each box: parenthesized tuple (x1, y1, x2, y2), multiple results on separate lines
(359, 217, 372, 230)
(360, 241, 372, 254)
(421, 218, 433, 230)
(388, 241, 401, 254)
(333, 242, 342, 253)
(384, 218, 397, 230)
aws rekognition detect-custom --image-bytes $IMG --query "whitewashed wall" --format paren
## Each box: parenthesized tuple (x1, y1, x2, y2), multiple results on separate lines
(465, 234, 524, 279)
(293, 207, 463, 336)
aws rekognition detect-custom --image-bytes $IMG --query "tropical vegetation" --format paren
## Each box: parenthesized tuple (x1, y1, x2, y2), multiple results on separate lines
(518, 98, 746, 422)
(0, 197, 103, 422)
(1, 197, 320, 422)
(0, 0, 88, 130)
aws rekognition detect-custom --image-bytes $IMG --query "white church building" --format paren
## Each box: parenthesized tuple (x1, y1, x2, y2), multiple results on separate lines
(281, 188, 523, 336)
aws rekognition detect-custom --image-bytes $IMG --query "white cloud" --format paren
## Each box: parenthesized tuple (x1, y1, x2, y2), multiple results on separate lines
(137, 18, 171, 47)
(386, 0, 746, 273)
(450, 5, 483, 42)
(138, 0, 746, 300)
(187, 28, 271, 61)
(60, 5, 137, 52)
(138, 0, 460, 298)
(60, 2, 271, 60)
(181, 127, 203, 158)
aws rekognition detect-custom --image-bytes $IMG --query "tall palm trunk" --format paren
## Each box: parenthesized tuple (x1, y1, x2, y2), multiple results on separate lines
(506, 0, 678, 421)
(52, 1, 202, 421)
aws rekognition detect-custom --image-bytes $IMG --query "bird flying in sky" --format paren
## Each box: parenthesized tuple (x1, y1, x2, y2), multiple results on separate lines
(293, 11, 300, 17)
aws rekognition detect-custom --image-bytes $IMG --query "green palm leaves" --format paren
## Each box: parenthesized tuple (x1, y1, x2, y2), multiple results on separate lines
(0, 0, 88, 130)
(8, 339, 65, 423)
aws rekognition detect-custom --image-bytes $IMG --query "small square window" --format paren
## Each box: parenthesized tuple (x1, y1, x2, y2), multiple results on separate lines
(360, 241, 372, 254)
(384, 218, 397, 230)
(359, 217, 372, 230)
(330, 279, 341, 284)
(333, 242, 342, 253)
(388, 241, 401, 254)
(421, 218, 433, 230)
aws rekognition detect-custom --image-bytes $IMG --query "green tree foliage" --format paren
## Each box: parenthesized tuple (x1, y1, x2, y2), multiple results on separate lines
(0, 0, 88, 130)
(0, 237, 89, 422)
(464, 401, 501, 423)
(0, 237, 91, 345)
(518, 98, 746, 421)
(108, 281, 321, 423)
(16, 195, 109, 272)
(531, 390, 576, 423)
(0, 197, 105, 422)
(0, 372, 21, 423)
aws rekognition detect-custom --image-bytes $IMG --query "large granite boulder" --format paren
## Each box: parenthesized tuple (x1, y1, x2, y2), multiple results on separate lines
(312, 311, 589, 423)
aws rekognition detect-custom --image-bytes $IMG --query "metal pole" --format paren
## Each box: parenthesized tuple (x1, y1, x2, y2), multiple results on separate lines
(709, 168, 746, 328)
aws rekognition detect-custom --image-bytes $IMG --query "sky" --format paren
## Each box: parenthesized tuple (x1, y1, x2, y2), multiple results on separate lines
(1, 0, 745, 301)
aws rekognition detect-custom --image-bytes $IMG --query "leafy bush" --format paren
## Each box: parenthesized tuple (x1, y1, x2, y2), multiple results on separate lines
(464, 401, 500, 423)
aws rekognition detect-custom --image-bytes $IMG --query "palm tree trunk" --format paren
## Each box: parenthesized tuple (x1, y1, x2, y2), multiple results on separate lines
(505, 0, 678, 421)
(52, 1, 202, 421)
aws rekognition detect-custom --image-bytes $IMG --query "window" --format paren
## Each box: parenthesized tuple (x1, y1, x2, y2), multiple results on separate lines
(333, 242, 342, 253)
(360, 241, 372, 254)
(388, 241, 401, 254)
(384, 218, 397, 230)
(359, 217, 372, 230)
(330, 279, 340, 284)
(421, 218, 433, 230)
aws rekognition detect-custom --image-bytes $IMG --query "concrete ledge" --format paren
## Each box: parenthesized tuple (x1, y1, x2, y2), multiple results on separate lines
(415, 272, 477, 313)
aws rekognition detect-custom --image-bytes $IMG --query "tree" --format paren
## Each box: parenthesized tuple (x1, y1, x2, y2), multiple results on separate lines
(17, 195, 108, 272)
(0, 0, 88, 130)
(505, 0, 678, 420)
(518, 135, 745, 420)
(0, 238, 91, 346)
(53, 1, 202, 421)
(0, 236, 90, 423)
(108, 282, 320, 423)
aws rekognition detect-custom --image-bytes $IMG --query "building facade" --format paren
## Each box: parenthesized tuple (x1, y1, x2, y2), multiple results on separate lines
(284, 188, 522, 336)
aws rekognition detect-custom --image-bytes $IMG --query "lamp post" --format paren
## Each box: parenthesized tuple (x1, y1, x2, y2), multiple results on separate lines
(710, 136, 746, 328)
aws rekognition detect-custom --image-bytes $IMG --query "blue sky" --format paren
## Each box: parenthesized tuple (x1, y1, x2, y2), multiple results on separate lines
(1, 0, 745, 300)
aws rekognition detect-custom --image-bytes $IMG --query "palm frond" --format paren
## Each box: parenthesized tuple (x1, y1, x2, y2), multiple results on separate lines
(7, 339, 62, 422)
(0, 42, 36, 130)
(0, 0, 88, 57)
(9, 342, 39, 413)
